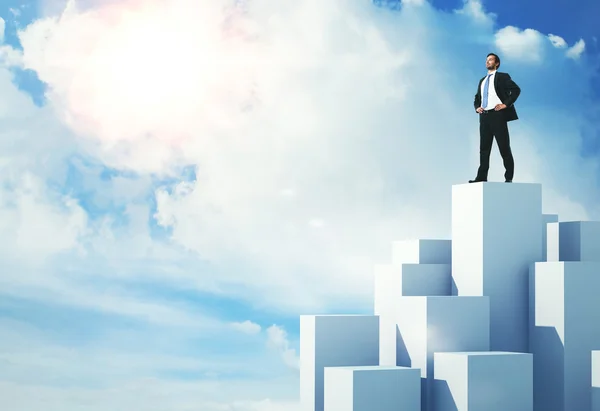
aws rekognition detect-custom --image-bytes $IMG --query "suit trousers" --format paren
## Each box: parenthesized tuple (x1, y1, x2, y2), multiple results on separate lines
(476, 110, 514, 181)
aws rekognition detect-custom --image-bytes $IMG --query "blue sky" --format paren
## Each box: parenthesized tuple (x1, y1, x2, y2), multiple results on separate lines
(0, 0, 599, 409)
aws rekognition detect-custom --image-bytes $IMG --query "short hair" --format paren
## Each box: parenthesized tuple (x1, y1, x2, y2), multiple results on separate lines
(487, 53, 500, 68)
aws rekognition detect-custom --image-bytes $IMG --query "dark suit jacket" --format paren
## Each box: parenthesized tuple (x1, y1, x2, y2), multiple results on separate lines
(474, 71, 521, 122)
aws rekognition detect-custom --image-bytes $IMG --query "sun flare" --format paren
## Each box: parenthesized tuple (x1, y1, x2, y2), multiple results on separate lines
(31, 1, 262, 144)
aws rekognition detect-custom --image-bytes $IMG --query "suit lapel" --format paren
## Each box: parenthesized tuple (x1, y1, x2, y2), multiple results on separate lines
(478, 77, 485, 98)
(494, 72, 500, 95)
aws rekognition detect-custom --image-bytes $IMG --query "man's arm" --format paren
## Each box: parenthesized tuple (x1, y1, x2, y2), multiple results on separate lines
(474, 80, 482, 111)
(502, 73, 521, 106)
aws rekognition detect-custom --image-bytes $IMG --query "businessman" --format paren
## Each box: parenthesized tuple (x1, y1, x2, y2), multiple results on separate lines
(469, 53, 521, 183)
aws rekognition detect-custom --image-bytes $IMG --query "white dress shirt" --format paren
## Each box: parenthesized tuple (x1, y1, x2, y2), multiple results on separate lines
(481, 70, 502, 110)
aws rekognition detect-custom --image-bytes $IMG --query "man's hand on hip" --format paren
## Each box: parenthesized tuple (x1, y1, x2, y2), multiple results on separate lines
(476, 107, 484, 113)
(494, 103, 507, 110)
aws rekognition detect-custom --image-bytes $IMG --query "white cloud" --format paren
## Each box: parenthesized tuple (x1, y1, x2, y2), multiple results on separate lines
(0, 66, 84, 263)
(494, 26, 545, 62)
(496, 27, 586, 63)
(0, 265, 224, 328)
(9, 8, 22, 18)
(0, 320, 227, 383)
(0, 379, 301, 411)
(455, 0, 495, 25)
(566, 38, 585, 59)
(402, 0, 426, 6)
(0, 172, 88, 260)
(548, 33, 567, 48)
(232, 320, 262, 335)
(0, 18, 25, 66)
(266, 325, 299, 370)
(0, 317, 301, 409)
(5, 0, 598, 315)
(0, 45, 23, 66)
(0, 317, 289, 382)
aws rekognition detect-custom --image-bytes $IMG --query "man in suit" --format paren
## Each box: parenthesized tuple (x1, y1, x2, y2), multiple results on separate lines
(469, 53, 521, 183)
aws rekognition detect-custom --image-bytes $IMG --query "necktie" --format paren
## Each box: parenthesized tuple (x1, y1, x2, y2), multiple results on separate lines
(482, 73, 492, 109)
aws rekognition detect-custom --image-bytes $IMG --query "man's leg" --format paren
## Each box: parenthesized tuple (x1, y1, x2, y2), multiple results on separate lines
(492, 117, 514, 181)
(476, 116, 494, 180)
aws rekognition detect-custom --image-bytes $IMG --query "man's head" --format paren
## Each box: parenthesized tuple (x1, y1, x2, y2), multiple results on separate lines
(486, 53, 500, 71)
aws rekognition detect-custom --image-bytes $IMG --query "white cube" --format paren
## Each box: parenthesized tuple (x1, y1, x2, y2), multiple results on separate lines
(379, 296, 490, 410)
(543, 214, 559, 261)
(593, 351, 600, 411)
(452, 182, 542, 352)
(392, 239, 451, 266)
(374, 263, 451, 315)
(433, 352, 533, 411)
(324, 366, 420, 411)
(529, 262, 600, 411)
(546, 221, 600, 262)
(301, 315, 379, 411)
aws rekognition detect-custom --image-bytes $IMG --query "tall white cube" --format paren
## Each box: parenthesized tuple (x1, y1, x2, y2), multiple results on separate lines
(324, 366, 420, 411)
(529, 262, 600, 411)
(452, 182, 542, 352)
(593, 351, 600, 411)
(546, 221, 600, 262)
(374, 263, 451, 314)
(433, 352, 533, 411)
(380, 296, 490, 410)
(300, 315, 379, 411)
(543, 214, 559, 261)
(392, 239, 451, 266)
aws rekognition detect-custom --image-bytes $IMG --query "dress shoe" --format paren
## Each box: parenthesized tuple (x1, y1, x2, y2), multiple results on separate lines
(468, 179, 487, 183)
(505, 180, 512, 183)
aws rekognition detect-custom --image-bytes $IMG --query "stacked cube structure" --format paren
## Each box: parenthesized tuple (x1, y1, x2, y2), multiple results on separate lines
(300, 182, 600, 411)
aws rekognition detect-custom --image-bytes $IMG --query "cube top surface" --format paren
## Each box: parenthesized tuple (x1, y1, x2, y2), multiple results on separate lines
(394, 296, 489, 315)
(452, 181, 542, 205)
(435, 351, 530, 357)
(453, 182, 542, 188)
(398, 295, 488, 302)
(556, 220, 600, 226)
(534, 261, 600, 268)
(327, 366, 417, 372)
(300, 314, 379, 319)
(393, 239, 451, 244)
(376, 262, 449, 268)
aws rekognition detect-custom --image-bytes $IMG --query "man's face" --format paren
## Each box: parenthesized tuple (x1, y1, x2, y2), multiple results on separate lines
(486, 55, 497, 70)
